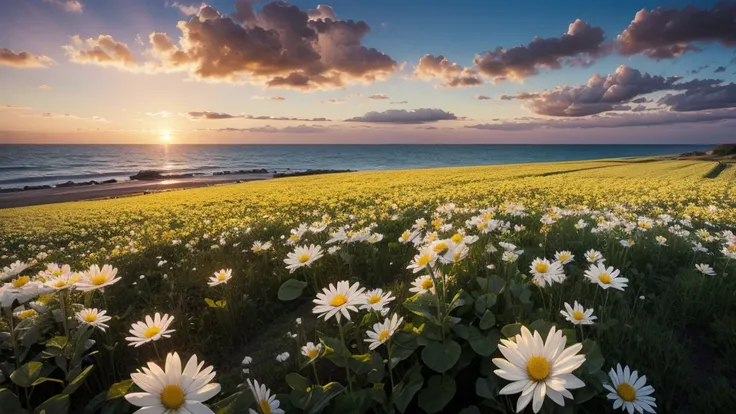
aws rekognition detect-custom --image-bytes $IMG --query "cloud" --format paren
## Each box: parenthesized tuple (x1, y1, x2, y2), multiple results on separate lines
(321, 98, 347, 104)
(63, 35, 137, 69)
(521, 65, 723, 116)
(186, 111, 331, 121)
(38, 84, 52, 90)
(345, 108, 458, 124)
(165, 1, 203, 16)
(141, 2, 397, 90)
(390, 101, 408, 105)
(659, 83, 736, 112)
(714, 66, 726, 73)
(145, 111, 173, 117)
(476, 95, 491, 100)
(187, 111, 242, 120)
(412, 54, 483, 87)
(0, 49, 55, 68)
(466, 109, 736, 130)
(252, 95, 286, 100)
(473, 19, 608, 82)
(617, 3, 736, 59)
(208, 124, 327, 133)
(24, 112, 107, 121)
(368, 94, 389, 99)
(44, 0, 83, 13)
(0, 105, 32, 111)
(499, 92, 540, 101)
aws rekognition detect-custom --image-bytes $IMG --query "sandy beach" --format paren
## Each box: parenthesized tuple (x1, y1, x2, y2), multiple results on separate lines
(0, 173, 272, 209)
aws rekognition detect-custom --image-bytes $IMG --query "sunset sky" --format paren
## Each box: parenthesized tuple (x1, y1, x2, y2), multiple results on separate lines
(1, 0, 735, 144)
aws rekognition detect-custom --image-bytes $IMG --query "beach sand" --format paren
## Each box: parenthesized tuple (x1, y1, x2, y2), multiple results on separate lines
(0, 173, 272, 209)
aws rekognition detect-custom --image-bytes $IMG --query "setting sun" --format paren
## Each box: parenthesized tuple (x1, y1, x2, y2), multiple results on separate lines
(161, 133, 172, 143)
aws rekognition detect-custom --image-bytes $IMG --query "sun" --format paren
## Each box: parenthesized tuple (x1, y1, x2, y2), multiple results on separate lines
(160, 133, 172, 143)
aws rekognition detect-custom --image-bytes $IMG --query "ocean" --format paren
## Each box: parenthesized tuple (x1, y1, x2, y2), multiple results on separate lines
(0, 144, 713, 189)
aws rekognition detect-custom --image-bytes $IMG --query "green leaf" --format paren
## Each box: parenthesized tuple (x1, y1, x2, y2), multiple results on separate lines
(11, 361, 44, 388)
(277, 279, 308, 301)
(306, 382, 345, 414)
(479, 310, 496, 330)
(421, 340, 461, 373)
(34, 394, 70, 414)
(417, 376, 456, 413)
(468, 326, 495, 357)
(477, 275, 505, 294)
(459, 406, 482, 414)
(581, 340, 604, 374)
(212, 390, 256, 414)
(366, 352, 385, 383)
(475, 375, 499, 399)
(82, 391, 107, 414)
(63, 365, 94, 395)
(392, 363, 424, 413)
(403, 296, 437, 322)
(0, 388, 22, 414)
(106, 379, 134, 400)
(501, 323, 523, 339)
(204, 298, 216, 307)
(474, 293, 497, 314)
(32, 377, 65, 387)
(286, 373, 310, 392)
(528, 320, 554, 338)
(562, 328, 577, 345)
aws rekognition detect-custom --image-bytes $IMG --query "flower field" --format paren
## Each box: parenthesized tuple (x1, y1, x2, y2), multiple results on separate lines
(1, 157, 735, 414)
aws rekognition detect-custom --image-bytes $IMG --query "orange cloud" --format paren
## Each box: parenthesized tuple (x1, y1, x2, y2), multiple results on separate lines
(0, 49, 55, 68)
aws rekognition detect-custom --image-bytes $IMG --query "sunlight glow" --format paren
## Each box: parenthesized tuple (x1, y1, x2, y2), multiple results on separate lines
(161, 133, 172, 143)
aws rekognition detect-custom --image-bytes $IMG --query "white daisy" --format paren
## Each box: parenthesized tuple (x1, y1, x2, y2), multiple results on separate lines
(251, 241, 272, 253)
(247, 378, 284, 414)
(301, 342, 322, 359)
(126, 313, 176, 347)
(44, 274, 74, 291)
(584, 249, 605, 264)
(655, 236, 667, 246)
(284, 244, 324, 274)
(312, 280, 364, 323)
(275, 352, 290, 363)
(76, 308, 112, 331)
(398, 230, 420, 244)
(603, 364, 657, 414)
(554, 251, 574, 264)
(493, 326, 586, 413)
(529, 258, 566, 287)
(364, 313, 403, 350)
(560, 301, 596, 325)
(360, 288, 395, 312)
(75, 264, 121, 292)
(1, 260, 30, 280)
(125, 352, 221, 414)
(584, 263, 628, 291)
(0, 277, 45, 307)
(502, 251, 520, 263)
(695, 263, 716, 276)
(208, 268, 233, 287)
(406, 248, 437, 274)
(39, 263, 71, 279)
(440, 243, 469, 264)
(409, 274, 436, 295)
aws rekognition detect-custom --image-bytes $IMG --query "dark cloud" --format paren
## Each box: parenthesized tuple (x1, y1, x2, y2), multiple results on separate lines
(617, 3, 736, 59)
(499, 92, 541, 101)
(630, 97, 651, 104)
(188, 111, 242, 120)
(476, 95, 491, 100)
(466, 109, 736, 130)
(0, 49, 54, 68)
(689, 65, 709, 75)
(523, 65, 723, 117)
(473, 19, 608, 82)
(714, 66, 726, 73)
(187, 111, 332, 121)
(64, 35, 137, 68)
(143, 2, 397, 89)
(659, 83, 736, 111)
(390, 101, 408, 105)
(345, 108, 458, 124)
(368, 94, 389, 99)
(211, 125, 327, 134)
(412, 54, 483, 87)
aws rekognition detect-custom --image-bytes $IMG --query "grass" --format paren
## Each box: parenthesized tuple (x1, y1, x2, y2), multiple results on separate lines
(1, 157, 736, 413)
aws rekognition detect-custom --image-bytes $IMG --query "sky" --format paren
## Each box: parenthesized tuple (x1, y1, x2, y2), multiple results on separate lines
(1, 0, 736, 144)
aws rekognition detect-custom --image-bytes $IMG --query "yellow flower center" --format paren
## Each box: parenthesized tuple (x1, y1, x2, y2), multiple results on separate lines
(417, 254, 431, 267)
(617, 383, 637, 402)
(526, 356, 550, 381)
(259, 399, 272, 414)
(477, 222, 487, 231)
(84, 313, 98, 322)
(729, 245, 736, 253)
(451, 233, 463, 243)
(54, 280, 67, 288)
(572, 311, 584, 320)
(160, 385, 185, 409)
(253, 247, 262, 253)
(18, 309, 37, 319)
(431, 219, 442, 229)
(144, 326, 161, 338)
(559, 254, 569, 261)
(627, 239, 634, 245)
(453, 252, 462, 262)
(308, 349, 319, 359)
(401, 231, 410, 241)
(12, 276, 30, 288)
(330, 294, 347, 307)
(90, 275, 108, 286)
(379, 330, 390, 342)
(289, 234, 299, 241)
(599, 273, 611, 284)
(71, 274, 82, 282)
(699, 231, 709, 238)
(52, 269, 63, 276)
(298, 254, 311, 263)
(535, 263, 548, 273)
(421, 278, 434, 290)
(639, 222, 651, 229)
(217, 273, 227, 281)
(368, 295, 381, 304)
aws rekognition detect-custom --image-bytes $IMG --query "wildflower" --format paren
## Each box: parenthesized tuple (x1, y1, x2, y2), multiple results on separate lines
(502, 251, 520, 263)
(574, 219, 588, 230)
(246, 379, 284, 414)
(284, 244, 324, 274)
(560, 301, 596, 325)
(251, 241, 272, 253)
(619, 239, 635, 248)
(76, 308, 112, 331)
(295, 318, 302, 325)
(276, 352, 290, 363)
(406, 248, 437, 274)
(44, 274, 74, 291)
(360, 288, 395, 312)
(75, 264, 121, 292)
(604, 364, 657, 414)
(242, 356, 253, 365)
(655, 236, 667, 246)
(398, 230, 419, 244)
(126, 352, 220, 414)
(312, 281, 364, 323)
(366, 233, 384, 244)
(691, 242, 708, 253)
(695, 263, 716, 276)
(126, 313, 176, 347)
(555, 250, 574, 264)
(0, 277, 45, 307)
(409, 275, 436, 295)
(14, 307, 38, 319)
(365, 313, 403, 350)
(584, 263, 628, 291)
(584, 249, 605, 264)
(39, 263, 71, 279)
(301, 342, 322, 359)
(1, 261, 30, 280)
(440, 243, 469, 264)
(721, 244, 736, 259)
(208, 269, 233, 287)
(529, 258, 565, 287)
(493, 326, 586, 413)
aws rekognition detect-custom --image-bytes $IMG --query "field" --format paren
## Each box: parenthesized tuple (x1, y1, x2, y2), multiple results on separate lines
(1, 157, 736, 414)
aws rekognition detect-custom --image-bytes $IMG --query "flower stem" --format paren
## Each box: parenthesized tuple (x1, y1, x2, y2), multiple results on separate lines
(337, 320, 354, 398)
(5, 307, 21, 370)
(311, 362, 321, 386)
(387, 339, 395, 391)
(58, 291, 70, 338)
